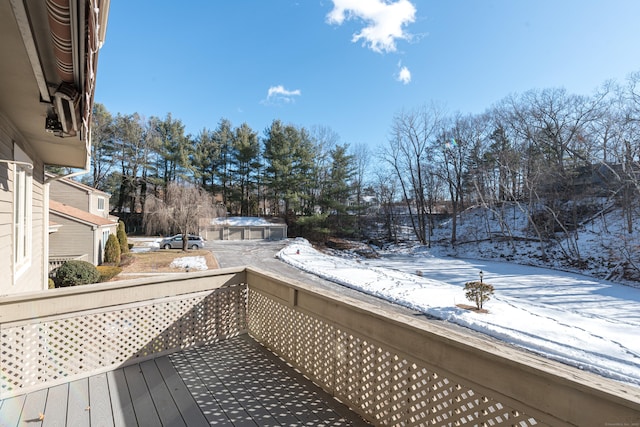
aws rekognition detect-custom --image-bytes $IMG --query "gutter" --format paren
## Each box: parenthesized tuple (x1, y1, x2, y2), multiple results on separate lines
(45, 168, 88, 184)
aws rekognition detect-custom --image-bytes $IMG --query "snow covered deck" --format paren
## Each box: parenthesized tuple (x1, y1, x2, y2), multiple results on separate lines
(0, 335, 366, 426)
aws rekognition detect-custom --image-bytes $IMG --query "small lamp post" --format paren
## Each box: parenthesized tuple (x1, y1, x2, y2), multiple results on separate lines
(479, 270, 484, 284)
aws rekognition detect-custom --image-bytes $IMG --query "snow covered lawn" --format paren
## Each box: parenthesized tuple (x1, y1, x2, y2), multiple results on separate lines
(170, 256, 208, 271)
(277, 238, 640, 387)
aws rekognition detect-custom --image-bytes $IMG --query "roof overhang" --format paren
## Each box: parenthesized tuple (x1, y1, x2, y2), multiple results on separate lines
(1, 0, 109, 169)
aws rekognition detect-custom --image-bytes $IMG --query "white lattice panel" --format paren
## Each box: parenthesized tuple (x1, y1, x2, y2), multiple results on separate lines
(248, 291, 336, 388)
(1, 285, 247, 395)
(248, 288, 545, 426)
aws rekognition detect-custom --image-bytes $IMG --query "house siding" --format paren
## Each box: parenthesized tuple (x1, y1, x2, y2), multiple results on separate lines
(0, 124, 46, 295)
(49, 179, 116, 266)
(49, 214, 96, 264)
(49, 179, 89, 211)
(49, 178, 110, 218)
(89, 192, 109, 218)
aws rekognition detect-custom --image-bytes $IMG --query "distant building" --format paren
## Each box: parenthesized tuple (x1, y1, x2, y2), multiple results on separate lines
(48, 175, 118, 266)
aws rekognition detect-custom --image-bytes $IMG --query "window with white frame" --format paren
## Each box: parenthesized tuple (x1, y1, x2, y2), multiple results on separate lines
(14, 145, 32, 274)
(97, 196, 105, 211)
(102, 230, 110, 253)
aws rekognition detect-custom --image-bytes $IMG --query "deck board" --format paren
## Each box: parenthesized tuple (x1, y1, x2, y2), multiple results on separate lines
(122, 364, 161, 427)
(88, 373, 113, 426)
(154, 357, 209, 427)
(106, 369, 137, 427)
(66, 379, 90, 427)
(0, 335, 369, 426)
(20, 388, 47, 425)
(42, 383, 68, 426)
(178, 345, 259, 426)
(139, 359, 186, 427)
(0, 394, 25, 426)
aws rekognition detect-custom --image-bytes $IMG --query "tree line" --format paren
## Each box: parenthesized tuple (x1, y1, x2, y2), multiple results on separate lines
(87, 108, 369, 237)
(85, 70, 640, 253)
(379, 71, 640, 266)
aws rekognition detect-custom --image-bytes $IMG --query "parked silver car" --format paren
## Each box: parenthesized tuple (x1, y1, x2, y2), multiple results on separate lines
(160, 234, 205, 250)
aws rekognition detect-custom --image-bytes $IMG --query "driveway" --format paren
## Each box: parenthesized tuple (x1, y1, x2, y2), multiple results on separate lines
(208, 239, 361, 291)
(207, 240, 468, 324)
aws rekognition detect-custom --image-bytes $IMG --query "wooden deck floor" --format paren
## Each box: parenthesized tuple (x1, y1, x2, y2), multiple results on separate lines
(0, 335, 369, 426)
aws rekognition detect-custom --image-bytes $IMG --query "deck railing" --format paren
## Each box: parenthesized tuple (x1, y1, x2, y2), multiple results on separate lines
(1, 267, 639, 426)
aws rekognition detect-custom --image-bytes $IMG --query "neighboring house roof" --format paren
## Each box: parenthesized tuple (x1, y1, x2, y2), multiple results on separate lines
(50, 200, 116, 227)
(46, 172, 111, 197)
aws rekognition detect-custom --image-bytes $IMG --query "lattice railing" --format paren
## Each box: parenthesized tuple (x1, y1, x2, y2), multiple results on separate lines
(0, 284, 247, 396)
(1, 268, 638, 425)
(247, 289, 544, 426)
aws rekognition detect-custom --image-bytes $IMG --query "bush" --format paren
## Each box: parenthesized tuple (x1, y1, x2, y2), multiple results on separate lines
(48, 278, 55, 289)
(104, 233, 121, 264)
(56, 260, 100, 287)
(96, 265, 122, 282)
(117, 221, 129, 254)
(464, 280, 495, 310)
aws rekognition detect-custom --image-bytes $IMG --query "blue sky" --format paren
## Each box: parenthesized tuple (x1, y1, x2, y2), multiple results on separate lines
(95, 1, 640, 151)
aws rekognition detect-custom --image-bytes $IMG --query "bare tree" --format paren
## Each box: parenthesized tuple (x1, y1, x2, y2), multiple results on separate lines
(352, 142, 371, 236)
(432, 113, 481, 245)
(372, 168, 400, 243)
(144, 182, 215, 250)
(382, 104, 444, 245)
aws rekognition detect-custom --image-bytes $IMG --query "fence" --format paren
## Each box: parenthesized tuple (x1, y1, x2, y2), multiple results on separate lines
(1, 268, 639, 425)
(48, 254, 89, 274)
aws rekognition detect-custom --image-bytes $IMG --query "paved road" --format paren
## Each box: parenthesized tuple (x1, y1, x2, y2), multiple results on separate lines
(208, 239, 364, 291)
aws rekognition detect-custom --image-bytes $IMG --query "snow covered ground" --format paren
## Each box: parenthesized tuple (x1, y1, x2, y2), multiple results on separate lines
(277, 238, 640, 388)
(128, 237, 208, 270)
(169, 256, 208, 271)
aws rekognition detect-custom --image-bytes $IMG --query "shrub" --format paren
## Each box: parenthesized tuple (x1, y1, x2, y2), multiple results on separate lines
(48, 278, 55, 289)
(96, 265, 122, 282)
(117, 221, 129, 254)
(464, 280, 495, 310)
(104, 233, 121, 264)
(56, 260, 100, 287)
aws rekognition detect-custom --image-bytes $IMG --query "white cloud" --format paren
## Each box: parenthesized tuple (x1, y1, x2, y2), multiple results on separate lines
(396, 63, 411, 84)
(263, 85, 301, 105)
(327, 0, 416, 53)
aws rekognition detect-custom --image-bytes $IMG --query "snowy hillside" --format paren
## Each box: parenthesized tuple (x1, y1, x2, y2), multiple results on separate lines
(424, 201, 640, 286)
